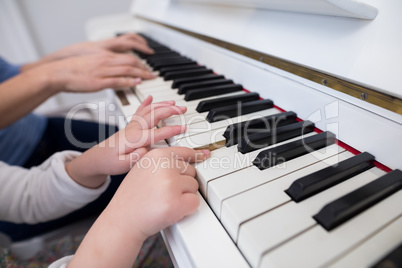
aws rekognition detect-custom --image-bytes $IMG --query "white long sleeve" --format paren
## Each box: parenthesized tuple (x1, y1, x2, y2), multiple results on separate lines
(0, 151, 111, 224)
(48, 255, 73, 268)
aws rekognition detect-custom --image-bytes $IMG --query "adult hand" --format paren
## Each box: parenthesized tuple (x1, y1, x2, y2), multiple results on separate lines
(21, 33, 154, 72)
(98, 33, 154, 55)
(39, 51, 155, 93)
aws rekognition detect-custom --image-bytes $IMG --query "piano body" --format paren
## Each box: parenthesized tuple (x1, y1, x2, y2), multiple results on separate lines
(85, 0, 402, 267)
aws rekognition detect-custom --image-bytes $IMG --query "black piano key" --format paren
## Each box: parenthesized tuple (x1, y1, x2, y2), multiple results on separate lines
(206, 99, 274, 123)
(238, 120, 315, 154)
(185, 84, 243, 101)
(148, 56, 190, 66)
(224, 111, 298, 147)
(150, 47, 172, 52)
(145, 51, 180, 60)
(253, 131, 336, 170)
(371, 243, 402, 268)
(165, 68, 213, 81)
(148, 55, 188, 64)
(178, 79, 233, 95)
(153, 60, 197, 70)
(196, 92, 260, 112)
(171, 74, 224, 89)
(286, 152, 375, 202)
(135, 48, 173, 59)
(160, 65, 204, 76)
(313, 169, 402, 231)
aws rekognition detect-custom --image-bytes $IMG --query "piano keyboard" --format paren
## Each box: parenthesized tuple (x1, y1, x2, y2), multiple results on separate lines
(115, 34, 402, 268)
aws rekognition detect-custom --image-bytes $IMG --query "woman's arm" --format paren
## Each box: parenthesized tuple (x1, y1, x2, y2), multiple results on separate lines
(0, 52, 153, 128)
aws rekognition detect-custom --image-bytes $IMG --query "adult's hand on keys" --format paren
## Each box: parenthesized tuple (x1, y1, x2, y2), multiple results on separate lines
(21, 33, 154, 71)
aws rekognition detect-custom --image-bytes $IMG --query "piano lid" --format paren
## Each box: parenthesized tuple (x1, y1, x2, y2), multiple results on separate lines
(173, 0, 378, 19)
(130, 0, 402, 106)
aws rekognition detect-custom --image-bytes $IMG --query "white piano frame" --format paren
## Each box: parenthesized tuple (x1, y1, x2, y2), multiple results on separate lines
(86, 1, 402, 265)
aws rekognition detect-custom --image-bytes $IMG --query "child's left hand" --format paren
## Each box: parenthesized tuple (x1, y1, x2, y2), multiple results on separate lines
(65, 95, 187, 188)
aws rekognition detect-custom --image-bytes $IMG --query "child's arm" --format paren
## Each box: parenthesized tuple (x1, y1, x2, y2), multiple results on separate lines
(67, 147, 210, 268)
(0, 52, 154, 128)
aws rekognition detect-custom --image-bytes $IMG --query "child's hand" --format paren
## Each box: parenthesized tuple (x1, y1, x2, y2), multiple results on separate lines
(113, 147, 210, 239)
(68, 147, 210, 268)
(65, 96, 187, 188)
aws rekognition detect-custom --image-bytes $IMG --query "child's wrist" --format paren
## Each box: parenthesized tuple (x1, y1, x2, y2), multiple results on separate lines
(65, 155, 108, 189)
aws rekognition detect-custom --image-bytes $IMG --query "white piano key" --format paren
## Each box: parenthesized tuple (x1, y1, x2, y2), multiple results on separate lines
(152, 93, 184, 102)
(174, 91, 245, 107)
(164, 108, 281, 141)
(220, 150, 351, 241)
(162, 91, 249, 126)
(176, 103, 199, 115)
(195, 132, 317, 198)
(136, 77, 170, 89)
(114, 89, 142, 125)
(162, 110, 209, 126)
(135, 85, 173, 100)
(237, 167, 386, 268)
(137, 88, 184, 104)
(142, 88, 180, 98)
(328, 215, 402, 268)
(185, 107, 281, 131)
(162, 192, 250, 268)
(211, 144, 345, 219)
(259, 190, 402, 268)
(173, 127, 226, 148)
(136, 84, 173, 95)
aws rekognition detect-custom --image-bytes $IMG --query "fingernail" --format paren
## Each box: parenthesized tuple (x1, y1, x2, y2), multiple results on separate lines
(200, 149, 210, 159)
(132, 78, 142, 85)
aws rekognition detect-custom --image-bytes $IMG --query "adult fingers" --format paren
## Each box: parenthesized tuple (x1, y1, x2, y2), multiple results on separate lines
(104, 53, 145, 68)
(102, 66, 155, 80)
(117, 33, 147, 45)
(109, 35, 154, 54)
(127, 33, 147, 44)
(128, 40, 154, 55)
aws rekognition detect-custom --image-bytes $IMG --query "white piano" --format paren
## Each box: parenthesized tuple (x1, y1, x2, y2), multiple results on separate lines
(86, 0, 402, 267)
